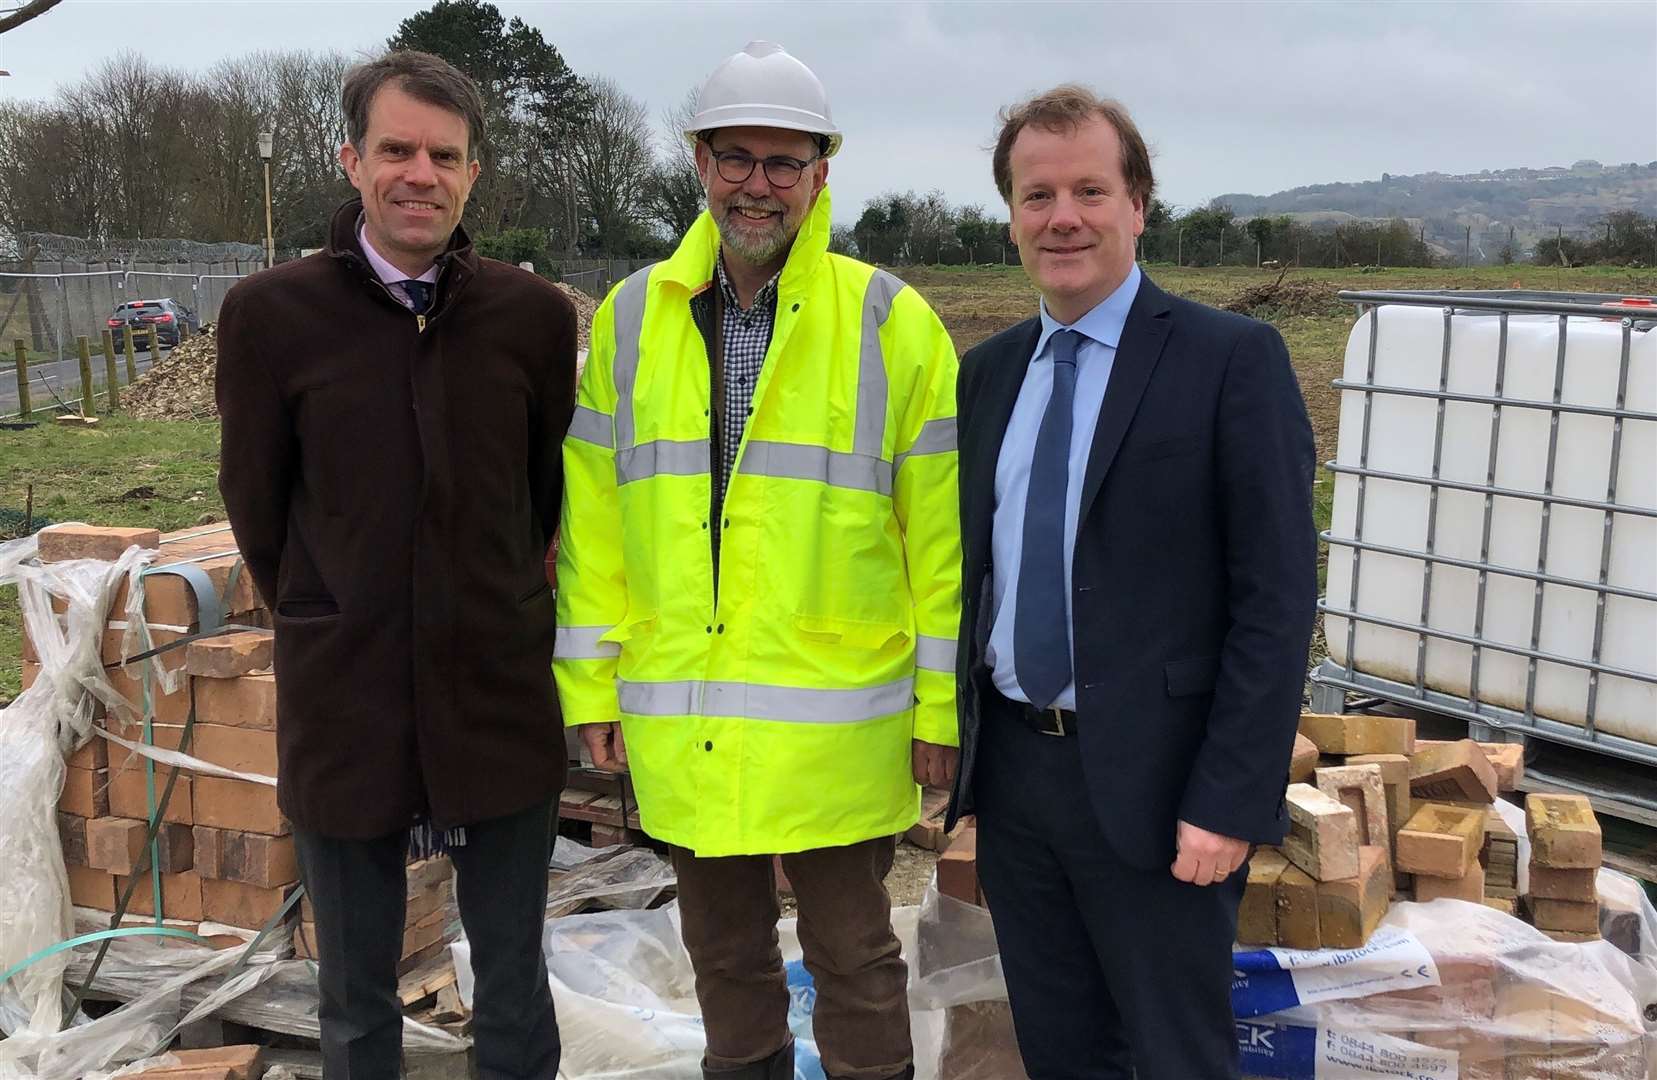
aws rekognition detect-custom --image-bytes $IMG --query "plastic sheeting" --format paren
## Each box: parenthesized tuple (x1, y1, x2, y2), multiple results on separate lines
(509, 863, 1657, 1080)
(0, 531, 156, 1040)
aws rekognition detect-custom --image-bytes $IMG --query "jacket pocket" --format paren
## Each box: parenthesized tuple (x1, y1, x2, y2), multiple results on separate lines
(792, 614, 909, 650)
(1164, 654, 1221, 698)
(600, 609, 658, 646)
(276, 597, 341, 621)
(1119, 434, 1207, 464)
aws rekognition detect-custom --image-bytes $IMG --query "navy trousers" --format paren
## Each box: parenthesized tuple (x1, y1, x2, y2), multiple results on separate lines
(973, 697, 1246, 1079)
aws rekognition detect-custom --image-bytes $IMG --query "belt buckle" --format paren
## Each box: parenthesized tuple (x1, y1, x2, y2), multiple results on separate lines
(1040, 705, 1066, 737)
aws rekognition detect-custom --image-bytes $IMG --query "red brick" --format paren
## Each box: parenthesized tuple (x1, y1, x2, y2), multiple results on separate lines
(108, 765, 193, 825)
(66, 735, 108, 771)
(58, 813, 89, 865)
(192, 776, 288, 835)
(90, 818, 192, 874)
(67, 864, 116, 909)
(1317, 845, 1390, 948)
(201, 878, 298, 929)
(105, 666, 194, 727)
(191, 724, 278, 778)
(120, 870, 204, 922)
(110, 552, 263, 631)
(184, 631, 274, 679)
(60, 766, 110, 818)
(192, 827, 299, 888)
(195, 673, 276, 731)
(1287, 733, 1318, 783)
(37, 525, 160, 563)
(937, 826, 980, 905)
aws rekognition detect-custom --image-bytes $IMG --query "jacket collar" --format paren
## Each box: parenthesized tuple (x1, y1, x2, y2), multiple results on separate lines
(325, 197, 479, 290)
(657, 186, 834, 295)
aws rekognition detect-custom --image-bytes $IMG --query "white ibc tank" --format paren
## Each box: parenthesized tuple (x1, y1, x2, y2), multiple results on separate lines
(1325, 303, 1657, 749)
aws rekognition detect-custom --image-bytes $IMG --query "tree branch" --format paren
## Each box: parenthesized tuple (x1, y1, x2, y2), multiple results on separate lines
(0, 0, 64, 35)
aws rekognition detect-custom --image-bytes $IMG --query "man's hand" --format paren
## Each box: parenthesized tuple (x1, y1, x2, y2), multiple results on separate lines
(1171, 820, 1250, 886)
(580, 722, 628, 773)
(912, 740, 958, 789)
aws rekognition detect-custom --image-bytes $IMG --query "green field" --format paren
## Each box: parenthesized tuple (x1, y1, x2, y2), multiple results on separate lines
(2, 263, 1653, 704)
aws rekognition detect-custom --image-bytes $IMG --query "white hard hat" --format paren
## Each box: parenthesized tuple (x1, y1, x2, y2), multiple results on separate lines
(684, 41, 842, 157)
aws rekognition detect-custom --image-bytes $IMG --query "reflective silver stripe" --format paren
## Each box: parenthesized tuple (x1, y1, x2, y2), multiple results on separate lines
(615, 439, 711, 484)
(618, 677, 915, 723)
(893, 416, 957, 474)
(856, 270, 904, 459)
(609, 265, 654, 451)
(915, 634, 957, 673)
(566, 405, 614, 449)
(555, 626, 620, 660)
(739, 440, 892, 496)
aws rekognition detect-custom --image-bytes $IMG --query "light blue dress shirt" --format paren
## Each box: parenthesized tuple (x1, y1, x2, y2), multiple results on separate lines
(989, 263, 1142, 709)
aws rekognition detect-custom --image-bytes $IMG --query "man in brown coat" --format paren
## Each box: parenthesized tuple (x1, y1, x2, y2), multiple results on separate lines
(215, 50, 575, 1080)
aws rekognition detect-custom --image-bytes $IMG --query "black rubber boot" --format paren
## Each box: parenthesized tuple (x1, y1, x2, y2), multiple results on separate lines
(703, 1038, 794, 1080)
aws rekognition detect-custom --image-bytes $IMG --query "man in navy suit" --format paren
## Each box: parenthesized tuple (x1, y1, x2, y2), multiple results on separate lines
(945, 86, 1316, 1078)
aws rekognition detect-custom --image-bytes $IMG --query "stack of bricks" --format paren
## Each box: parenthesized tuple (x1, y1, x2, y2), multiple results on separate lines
(1239, 780, 1388, 950)
(295, 855, 457, 974)
(30, 524, 303, 939)
(1523, 793, 1602, 943)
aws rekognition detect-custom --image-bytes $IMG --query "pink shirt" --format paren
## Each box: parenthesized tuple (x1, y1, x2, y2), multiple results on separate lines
(357, 220, 438, 311)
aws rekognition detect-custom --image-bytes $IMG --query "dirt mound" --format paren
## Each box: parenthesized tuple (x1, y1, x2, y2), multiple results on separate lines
(554, 281, 597, 351)
(1224, 272, 1345, 319)
(125, 326, 220, 421)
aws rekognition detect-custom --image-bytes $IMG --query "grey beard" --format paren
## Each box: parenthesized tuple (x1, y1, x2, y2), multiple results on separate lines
(716, 210, 792, 267)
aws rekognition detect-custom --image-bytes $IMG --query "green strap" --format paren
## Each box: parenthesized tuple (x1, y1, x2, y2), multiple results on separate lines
(1, 926, 210, 988)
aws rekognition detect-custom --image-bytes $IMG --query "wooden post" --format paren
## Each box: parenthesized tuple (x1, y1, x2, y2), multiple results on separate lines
(123, 325, 138, 381)
(76, 335, 96, 416)
(103, 333, 121, 411)
(13, 339, 28, 419)
(146, 325, 160, 359)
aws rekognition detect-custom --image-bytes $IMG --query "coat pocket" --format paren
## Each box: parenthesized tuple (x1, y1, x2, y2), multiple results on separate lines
(1164, 654, 1221, 698)
(792, 614, 909, 650)
(276, 596, 341, 621)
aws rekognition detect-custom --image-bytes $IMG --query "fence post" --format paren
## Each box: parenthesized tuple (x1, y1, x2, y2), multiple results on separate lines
(77, 335, 96, 416)
(13, 339, 28, 419)
(124, 325, 138, 381)
(147, 325, 160, 359)
(104, 337, 121, 411)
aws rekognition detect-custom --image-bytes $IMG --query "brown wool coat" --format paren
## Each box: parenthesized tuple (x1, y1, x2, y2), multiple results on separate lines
(215, 198, 576, 837)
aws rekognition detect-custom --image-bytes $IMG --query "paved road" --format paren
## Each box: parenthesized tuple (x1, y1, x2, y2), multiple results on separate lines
(0, 345, 171, 418)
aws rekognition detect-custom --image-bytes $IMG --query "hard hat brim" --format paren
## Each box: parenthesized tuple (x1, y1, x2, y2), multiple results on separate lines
(683, 105, 842, 158)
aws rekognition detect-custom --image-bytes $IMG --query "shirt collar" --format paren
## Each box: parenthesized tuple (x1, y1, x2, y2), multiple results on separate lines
(1034, 262, 1142, 359)
(715, 251, 780, 316)
(357, 217, 439, 286)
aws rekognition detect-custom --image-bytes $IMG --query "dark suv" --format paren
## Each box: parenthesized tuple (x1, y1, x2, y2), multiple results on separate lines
(107, 298, 200, 350)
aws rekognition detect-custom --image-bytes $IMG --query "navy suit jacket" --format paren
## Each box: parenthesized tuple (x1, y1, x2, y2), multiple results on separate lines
(945, 273, 1318, 870)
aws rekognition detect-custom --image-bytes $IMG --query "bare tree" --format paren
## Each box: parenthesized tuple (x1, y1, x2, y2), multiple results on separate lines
(640, 88, 704, 240)
(0, 0, 64, 35)
(568, 75, 653, 254)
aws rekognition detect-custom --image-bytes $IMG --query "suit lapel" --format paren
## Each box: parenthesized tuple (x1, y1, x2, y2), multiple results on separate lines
(1078, 276, 1173, 523)
(965, 319, 1041, 567)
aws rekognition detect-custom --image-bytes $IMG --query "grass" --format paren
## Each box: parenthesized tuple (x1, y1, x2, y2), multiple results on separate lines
(2, 263, 1653, 705)
(0, 415, 222, 702)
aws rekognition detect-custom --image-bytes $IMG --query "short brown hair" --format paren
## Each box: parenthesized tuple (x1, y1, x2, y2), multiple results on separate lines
(992, 85, 1153, 207)
(342, 50, 487, 159)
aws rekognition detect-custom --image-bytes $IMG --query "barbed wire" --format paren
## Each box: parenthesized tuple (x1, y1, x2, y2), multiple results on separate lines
(8, 231, 264, 265)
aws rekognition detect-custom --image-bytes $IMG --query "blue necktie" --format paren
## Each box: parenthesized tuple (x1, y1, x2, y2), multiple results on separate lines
(1014, 329, 1080, 709)
(401, 279, 433, 315)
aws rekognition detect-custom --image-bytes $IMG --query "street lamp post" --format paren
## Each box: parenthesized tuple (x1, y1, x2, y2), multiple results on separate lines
(257, 131, 275, 270)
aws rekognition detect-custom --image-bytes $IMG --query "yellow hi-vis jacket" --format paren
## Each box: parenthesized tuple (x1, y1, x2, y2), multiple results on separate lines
(554, 189, 961, 857)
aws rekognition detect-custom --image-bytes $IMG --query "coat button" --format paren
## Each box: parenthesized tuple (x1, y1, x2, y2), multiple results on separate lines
(704, 740, 713, 751)
(791, 302, 800, 312)
(702, 521, 708, 529)
(716, 624, 724, 634)
(705, 626, 713, 634)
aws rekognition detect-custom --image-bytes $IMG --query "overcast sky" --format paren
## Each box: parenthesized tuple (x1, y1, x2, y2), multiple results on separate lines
(3, 0, 1654, 223)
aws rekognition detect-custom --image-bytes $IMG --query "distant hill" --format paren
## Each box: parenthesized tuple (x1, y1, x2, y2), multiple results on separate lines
(1215, 161, 1657, 260)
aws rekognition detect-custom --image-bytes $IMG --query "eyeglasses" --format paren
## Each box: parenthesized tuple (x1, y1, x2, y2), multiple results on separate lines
(708, 147, 820, 189)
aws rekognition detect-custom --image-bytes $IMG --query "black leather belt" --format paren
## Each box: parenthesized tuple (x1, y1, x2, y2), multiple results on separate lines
(993, 690, 1077, 737)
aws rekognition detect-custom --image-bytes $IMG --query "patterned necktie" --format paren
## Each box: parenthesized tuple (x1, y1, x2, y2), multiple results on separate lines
(400, 279, 433, 315)
(1014, 329, 1080, 710)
